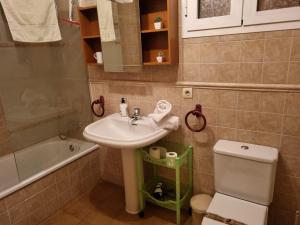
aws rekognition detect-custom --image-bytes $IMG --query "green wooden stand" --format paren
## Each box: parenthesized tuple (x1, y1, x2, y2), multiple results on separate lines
(136, 141, 193, 225)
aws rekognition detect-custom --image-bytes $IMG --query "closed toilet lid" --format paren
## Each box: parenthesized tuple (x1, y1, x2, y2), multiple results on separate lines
(202, 193, 268, 225)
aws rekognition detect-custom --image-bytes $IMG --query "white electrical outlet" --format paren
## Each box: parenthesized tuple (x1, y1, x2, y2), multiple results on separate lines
(182, 88, 193, 99)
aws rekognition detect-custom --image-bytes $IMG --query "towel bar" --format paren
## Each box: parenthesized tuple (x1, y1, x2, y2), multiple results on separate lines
(91, 96, 105, 117)
(185, 104, 206, 132)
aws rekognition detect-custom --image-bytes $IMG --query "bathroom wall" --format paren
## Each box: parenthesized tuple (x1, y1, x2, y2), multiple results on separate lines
(0, 150, 100, 225)
(88, 24, 300, 225)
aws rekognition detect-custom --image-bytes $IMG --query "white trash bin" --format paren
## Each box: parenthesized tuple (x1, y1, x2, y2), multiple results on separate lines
(190, 194, 212, 225)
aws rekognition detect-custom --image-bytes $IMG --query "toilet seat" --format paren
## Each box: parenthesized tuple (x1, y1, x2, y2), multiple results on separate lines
(202, 193, 268, 225)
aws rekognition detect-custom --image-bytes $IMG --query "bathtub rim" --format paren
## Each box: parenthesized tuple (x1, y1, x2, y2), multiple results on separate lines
(0, 140, 99, 200)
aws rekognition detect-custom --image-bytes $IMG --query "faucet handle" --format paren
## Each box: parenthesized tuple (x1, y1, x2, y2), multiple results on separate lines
(133, 107, 141, 116)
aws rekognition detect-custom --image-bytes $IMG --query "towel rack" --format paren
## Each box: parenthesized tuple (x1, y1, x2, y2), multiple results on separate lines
(185, 104, 206, 132)
(91, 96, 105, 117)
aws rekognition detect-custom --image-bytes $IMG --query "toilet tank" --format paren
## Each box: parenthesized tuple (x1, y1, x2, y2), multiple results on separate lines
(213, 140, 278, 206)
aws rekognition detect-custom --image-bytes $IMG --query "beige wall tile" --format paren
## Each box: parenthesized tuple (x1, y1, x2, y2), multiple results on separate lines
(260, 92, 285, 114)
(28, 207, 47, 225)
(241, 32, 265, 40)
(203, 108, 217, 125)
(0, 199, 6, 214)
(265, 30, 294, 39)
(217, 109, 237, 128)
(183, 64, 200, 81)
(183, 44, 200, 63)
(4, 190, 27, 209)
(262, 62, 288, 84)
(238, 91, 261, 111)
(254, 132, 281, 148)
(199, 42, 221, 63)
(238, 63, 262, 83)
(283, 115, 300, 137)
(241, 40, 265, 62)
(193, 172, 214, 195)
(218, 90, 238, 109)
(220, 41, 241, 62)
(236, 129, 256, 143)
(273, 192, 298, 212)
(278, 154, 300, 177)
(291, 37, 300, 61)
(264, 38, 292, 62)
(197, 90, 219, 108)
(220, 34, 241, 42)
(286, 93, 300, 115)
(237, 111, 259, 131)
(216, 127, 237, 141)
(280, 135, 300, 157)
(166, 87, 182, 106)
(198, 64, 219, 82)
(274, 175, 298, 197)
(25, 192, 44, 213)
(217, 63, 239, 83)
(257, 113, 283, 134)
(287, 62, 300, 84)
(198, 156, 214, 175)
(8, 202, 28, 224)
(0, 212, 10, 225)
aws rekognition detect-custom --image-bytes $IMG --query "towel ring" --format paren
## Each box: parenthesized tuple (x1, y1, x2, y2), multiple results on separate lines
(91, 96, 105, 117)
(185, 104, 207, 132)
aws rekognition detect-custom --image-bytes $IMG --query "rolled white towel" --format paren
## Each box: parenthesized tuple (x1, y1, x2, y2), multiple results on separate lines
(148, 100, 172, 123)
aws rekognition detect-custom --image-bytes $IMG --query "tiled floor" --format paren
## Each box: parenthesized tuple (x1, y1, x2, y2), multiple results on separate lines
(40, 182, 191, 225)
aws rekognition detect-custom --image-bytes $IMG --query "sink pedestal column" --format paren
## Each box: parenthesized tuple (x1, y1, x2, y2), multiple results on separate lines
(121, 148, 139, 214)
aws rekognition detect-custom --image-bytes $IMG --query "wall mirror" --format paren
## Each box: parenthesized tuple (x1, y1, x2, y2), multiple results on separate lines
(97, 0, 143, 72)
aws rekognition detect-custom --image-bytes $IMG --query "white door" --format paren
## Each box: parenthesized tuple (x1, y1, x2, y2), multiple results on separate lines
(243, 0, 300, 25)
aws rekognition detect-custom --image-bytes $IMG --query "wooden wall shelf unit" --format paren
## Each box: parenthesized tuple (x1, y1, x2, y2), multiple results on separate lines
(78, 6, 102, 65)
(139, 0, 178, 65)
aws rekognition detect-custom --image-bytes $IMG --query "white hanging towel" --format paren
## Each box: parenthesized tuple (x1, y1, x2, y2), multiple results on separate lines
(0, 0, 62, 43)
(149, 100, 172, 123)
(157, 115, 180, 131)
(97, 0, 116, 42)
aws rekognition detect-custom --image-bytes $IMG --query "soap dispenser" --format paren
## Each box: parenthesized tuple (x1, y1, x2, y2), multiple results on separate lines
(120, 98, 128, 117)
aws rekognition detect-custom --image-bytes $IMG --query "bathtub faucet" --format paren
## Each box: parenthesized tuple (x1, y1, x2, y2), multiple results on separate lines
(59, 134, 67, 140)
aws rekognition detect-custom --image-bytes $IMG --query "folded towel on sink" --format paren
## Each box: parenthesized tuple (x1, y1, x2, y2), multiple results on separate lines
(156, 115, 180, 130)
(149, 100, 172, 123)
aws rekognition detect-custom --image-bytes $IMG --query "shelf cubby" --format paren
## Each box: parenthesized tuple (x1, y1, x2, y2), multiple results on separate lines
(142, 31, 169, 65)
(140, 0, 168, 31)
(78, 5, 102, 65)
(139, 0, 178, 65)
(82, 37, 102, 64)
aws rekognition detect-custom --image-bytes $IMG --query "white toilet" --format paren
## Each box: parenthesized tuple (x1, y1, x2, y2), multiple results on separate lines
(202, 139, 278, 225)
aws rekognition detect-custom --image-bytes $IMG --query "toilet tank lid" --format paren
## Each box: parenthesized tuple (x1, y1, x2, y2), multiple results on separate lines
(214, 140, 278, 163)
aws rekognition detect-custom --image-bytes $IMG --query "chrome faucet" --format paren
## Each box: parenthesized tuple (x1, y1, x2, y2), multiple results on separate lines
(59, 133, 67, 140)
(129, 107, 142, 126)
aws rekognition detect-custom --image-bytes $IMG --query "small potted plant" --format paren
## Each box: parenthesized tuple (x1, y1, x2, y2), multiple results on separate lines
(156, 51, 164, 63)
(154, 17, 163, 30)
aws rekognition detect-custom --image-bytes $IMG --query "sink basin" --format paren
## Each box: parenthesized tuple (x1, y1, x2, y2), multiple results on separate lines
(83, 113, 170, 149)
(83, 113, 173, 214)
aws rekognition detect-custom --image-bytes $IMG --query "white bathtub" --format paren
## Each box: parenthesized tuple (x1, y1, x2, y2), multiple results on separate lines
(0, 137, 98, 199)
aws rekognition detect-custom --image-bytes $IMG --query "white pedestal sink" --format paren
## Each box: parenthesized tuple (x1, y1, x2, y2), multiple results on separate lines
(83, 113, 171, 214)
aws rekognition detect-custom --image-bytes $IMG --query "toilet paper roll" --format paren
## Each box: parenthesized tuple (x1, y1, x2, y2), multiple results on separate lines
(166, 152, 178, 167)
(149, 147, 161, 159)
(149, 146, 168, 159)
